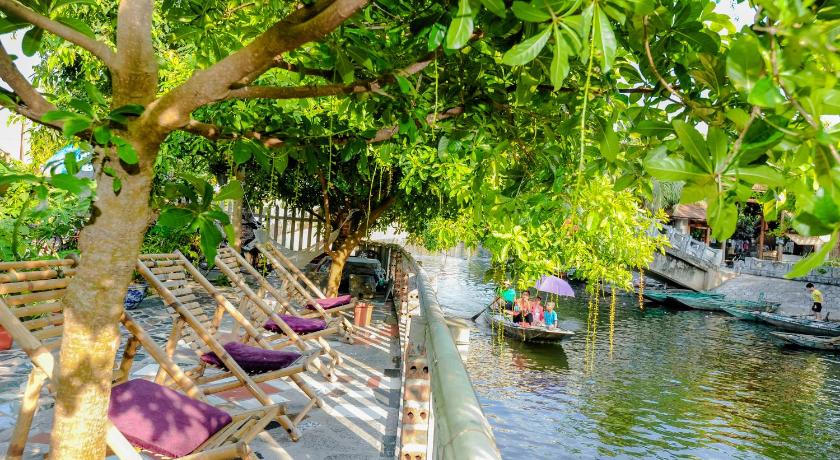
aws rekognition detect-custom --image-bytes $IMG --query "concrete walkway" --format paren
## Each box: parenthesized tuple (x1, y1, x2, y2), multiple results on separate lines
(713, 272, 840, 317)
(0, 289, 402, 459)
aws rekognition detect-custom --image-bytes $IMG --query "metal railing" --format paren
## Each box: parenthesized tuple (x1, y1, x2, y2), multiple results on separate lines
(364, 243, 501, 460)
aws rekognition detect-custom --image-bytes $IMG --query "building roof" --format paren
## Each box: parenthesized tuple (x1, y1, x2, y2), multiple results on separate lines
(671, 203, 707, 221)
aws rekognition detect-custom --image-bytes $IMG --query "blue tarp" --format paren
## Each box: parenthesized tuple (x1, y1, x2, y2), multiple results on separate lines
(42, 144, 94, 176)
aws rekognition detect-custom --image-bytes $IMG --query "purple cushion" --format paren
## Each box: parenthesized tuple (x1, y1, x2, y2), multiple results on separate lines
(307, 294, 352, 310)
(108, 379, 232, 458)
(265, 315, 327, 334)
(201, 341, 301, 374)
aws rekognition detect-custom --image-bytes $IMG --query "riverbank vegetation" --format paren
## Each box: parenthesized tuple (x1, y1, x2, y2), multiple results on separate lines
(0, 0, 838, 456)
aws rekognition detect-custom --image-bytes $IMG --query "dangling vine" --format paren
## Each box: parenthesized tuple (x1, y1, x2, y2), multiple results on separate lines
(609, 288, 616, 358)
(637, 268, 645, 310)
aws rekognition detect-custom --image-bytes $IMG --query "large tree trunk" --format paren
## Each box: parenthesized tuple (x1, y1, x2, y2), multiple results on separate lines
(49, 135, 159, 459)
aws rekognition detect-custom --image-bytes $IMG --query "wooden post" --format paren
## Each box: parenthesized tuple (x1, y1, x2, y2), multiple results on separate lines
(704, 226, 710, 245)
(758, 214, 766, 260)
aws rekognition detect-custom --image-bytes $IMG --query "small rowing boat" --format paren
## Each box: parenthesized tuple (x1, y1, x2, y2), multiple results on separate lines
(769, 332, 840, 351)
(674, 296, 779, 312)
(641, 289, 723, 306)
(720, 305, 762, 321)
(756, 312, 840, 337)
(487, 314, 574, 343)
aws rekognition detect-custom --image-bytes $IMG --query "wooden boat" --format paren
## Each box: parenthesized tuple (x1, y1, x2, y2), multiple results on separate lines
(720, 305, 761, 321)
(641, 289, 721, 305)
(756, 312, 840, 337)
(769, 332, 840, 351)
(486, 314, 574, 343)
(675, 296, 779, 312)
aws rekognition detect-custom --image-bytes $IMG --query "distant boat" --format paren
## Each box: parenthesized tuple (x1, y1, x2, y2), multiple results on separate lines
(674, 296, 779, 312)
(756, 312, 840, 337)
(720, 305, 762, 321)
(642, 290, 724, 308)
(769, 332, 840, 351)
(486, 314, 574, 343)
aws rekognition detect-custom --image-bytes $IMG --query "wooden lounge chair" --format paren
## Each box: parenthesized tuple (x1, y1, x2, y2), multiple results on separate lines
(214, 245, 347, 380)
(136, 251, 323, 441)
(0, 258, 279, 460)
(255, 240, 357, 323)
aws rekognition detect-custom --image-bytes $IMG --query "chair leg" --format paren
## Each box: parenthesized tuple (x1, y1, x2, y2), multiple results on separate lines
(275, 413, 301, 442)
(289, 373, 324, 409)
(6, 370, 47, 460)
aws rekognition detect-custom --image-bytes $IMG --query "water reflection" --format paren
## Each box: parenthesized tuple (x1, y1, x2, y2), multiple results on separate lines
(417, 255, 840, 460)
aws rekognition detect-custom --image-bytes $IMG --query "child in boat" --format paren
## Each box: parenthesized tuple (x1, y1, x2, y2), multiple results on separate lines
(807, 283, 824, 321)
(513, 291, 531, 323)
(543, 302, 558, 329)
(531, 296, 544, 326)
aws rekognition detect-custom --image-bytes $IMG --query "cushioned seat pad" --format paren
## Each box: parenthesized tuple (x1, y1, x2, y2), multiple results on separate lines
(201, 341, 301, 374)
(108, 379, 232, 458)
(265, 315, 327, 334)
(307, 294, 352, 310)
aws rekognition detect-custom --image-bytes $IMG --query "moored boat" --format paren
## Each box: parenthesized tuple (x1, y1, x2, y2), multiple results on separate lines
(720, 305, 761, 321)
(486, 313, 574, 343)
(769, 332, 840, 351)
(756, 312, 840, 337)
(675, 296, 779, 312)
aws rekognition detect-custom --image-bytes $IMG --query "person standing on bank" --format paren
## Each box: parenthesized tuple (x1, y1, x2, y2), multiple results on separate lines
(807, 283, 824, 321)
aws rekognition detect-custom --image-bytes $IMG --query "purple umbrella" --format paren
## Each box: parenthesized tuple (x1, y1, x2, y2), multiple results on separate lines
(534, 275, 575, 297)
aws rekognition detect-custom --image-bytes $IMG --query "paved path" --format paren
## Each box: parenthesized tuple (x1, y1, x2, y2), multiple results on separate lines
(713, 272, 840, 317)
(0, 285, 402, 459)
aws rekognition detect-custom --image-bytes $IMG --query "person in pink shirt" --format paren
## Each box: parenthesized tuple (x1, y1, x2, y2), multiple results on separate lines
(531, 296, 544, 326)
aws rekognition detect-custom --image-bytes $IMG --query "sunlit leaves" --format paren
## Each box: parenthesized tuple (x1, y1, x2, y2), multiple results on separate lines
(445, 0, 474, 49)
(502, 26, 551, 66)
(726, 33, 764, 94)
(591, 4, 616, 72)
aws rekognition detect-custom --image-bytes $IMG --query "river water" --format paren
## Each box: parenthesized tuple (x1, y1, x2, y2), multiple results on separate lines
(416, 255, 840, 460)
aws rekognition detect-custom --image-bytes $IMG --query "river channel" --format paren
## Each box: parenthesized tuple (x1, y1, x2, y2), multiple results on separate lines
(416, 255, 840, 460)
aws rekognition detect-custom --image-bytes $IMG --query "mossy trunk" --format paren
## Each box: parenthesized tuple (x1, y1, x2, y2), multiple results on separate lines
(49, 135, 159, 459)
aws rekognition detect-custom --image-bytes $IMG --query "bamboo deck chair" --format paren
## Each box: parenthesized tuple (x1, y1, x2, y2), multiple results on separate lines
(214, 246, 348, 380)
(255, 241, 357, 322)
(0, 258, 278, 460)
(136, 252, 323, 441)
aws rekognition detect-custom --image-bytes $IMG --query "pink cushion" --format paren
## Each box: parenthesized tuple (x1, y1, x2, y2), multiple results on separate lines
(307, 294, 352, 310)
(108, 379, 231, 458)
(201, 341, 301, 374)
(264, 315, 327, 334)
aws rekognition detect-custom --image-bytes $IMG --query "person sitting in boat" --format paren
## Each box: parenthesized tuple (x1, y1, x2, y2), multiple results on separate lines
(499, 280, 516, 310)
(543, 302, 558, 329)
(807, 283, 824, 321)
(513, 291, 532, 324)
(531, 296, 545, 326)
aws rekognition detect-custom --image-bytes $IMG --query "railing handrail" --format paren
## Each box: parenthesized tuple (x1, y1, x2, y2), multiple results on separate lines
(369, 243, 501, 459)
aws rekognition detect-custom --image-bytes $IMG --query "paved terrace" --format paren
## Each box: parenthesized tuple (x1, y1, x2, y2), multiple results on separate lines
(0, 279, 402, 459)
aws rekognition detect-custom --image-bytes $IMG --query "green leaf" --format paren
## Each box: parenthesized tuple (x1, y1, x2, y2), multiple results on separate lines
(63, 151, 79, 175)
(549, 25, 570, 90)
(114, 138, 138, 164)
(792, 212, 834, 237)
(748, 77, 785, 108)
(644, 150, 709, 182)
(0, 17, 29, 35)
(93, 125, 111, 144)
(214, 180, 244, 201)
(232, 142, 253, 165)
(726, 33, 764, 95)
(427, 23, 446, 51)
(736, 165, 785, 187)
(599, 120, 619, 162)
(0, 173, 39, 186)
(108, 104, 145, 123)
(198, 217, 224, 267)
(786, 233, 838, 279)
(273, 153, 289, 175)
(812, 188, 840, 225)
(446, 0, 474, 50)
(634, 120, 672, 138)
(707, 196, 737, 240)
(511, 2, 550, 22)
(592, 5, 616, 72)
(479, 0, 506, 17)
(502, 26, 551, 66)
(112, 176, 122, 194)
(49, 174, 87, 195)
(21, 27, 43, 57)
(69, 99, 94, 118)
(707, 126, 728, 171)
(223, 223, 236, 248)
(41, 110, 77, 122)
(56, 16, 95, 39)
(672, 120, 711, 172)
(62, 117, 91, 139)
(396, 75, 412, 94)
(158, 207, 195, 229)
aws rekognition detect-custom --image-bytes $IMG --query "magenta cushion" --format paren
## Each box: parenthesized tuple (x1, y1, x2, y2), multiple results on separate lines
(108, 379, 231, 458)
(307, 294, 352, 310)
(265, 315, 327, 334)
(201, 341, 301, 374)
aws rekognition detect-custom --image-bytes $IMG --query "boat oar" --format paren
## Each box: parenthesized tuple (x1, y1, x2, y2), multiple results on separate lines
(470, 296, 500, 321)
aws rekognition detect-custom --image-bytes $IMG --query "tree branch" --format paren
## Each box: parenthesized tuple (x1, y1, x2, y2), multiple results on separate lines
(0, 0, 116, 68)
(113, 0, 158, 106)
(642, 16, 695, 109)
(149, 0, 368, 131)
(226, 57, 433, 100)
(0, 43, 64, 131)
